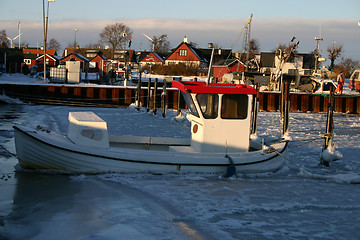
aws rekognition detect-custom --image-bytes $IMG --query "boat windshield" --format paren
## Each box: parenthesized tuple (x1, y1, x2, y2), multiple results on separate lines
(221, 94, 248, 119)
(196, 93, 218, 119)
(181, 92, 199, 117)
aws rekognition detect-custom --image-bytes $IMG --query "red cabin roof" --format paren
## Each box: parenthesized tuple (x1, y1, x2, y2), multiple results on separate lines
(172, 81, 257, 95)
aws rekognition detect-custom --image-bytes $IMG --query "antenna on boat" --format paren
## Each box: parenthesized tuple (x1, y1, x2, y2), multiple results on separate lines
(206, 43, 215, 85)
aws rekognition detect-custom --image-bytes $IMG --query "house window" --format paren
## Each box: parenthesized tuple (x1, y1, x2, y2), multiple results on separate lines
(179, 49, 187, 56)
(24, 59, 31, 65)
(89, 62, 97, 68)
(288, 69, 297, 75)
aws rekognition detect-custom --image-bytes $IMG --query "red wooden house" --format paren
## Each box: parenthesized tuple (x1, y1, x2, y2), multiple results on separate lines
(36, 54, 61, 72)
(139, 52, 165, 67)
(165, 41, 206, 67)
(88, 51, 111, 78)
(23, 47, 57, 68)
(212, 59, 244, 82)
(60, 53, 89, 72)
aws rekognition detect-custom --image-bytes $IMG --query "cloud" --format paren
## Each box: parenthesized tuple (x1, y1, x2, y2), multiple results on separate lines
(1, 17, 358, 61)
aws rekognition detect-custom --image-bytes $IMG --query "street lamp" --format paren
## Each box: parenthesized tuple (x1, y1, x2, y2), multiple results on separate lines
(42, 0, 55, 84)
(74, 28, 79, 48)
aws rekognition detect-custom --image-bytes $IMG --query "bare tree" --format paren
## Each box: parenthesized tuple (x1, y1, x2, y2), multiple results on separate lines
(85, 42, 104, 49)
(152, 34, 170, 53)
(327, 43, 343, 70)
(49, 38, 61, 54)
(99, 23, 132, 58)
(0, 29, 10, 48)
(249, 39, 260, 57)
(336, 57, 360, 77)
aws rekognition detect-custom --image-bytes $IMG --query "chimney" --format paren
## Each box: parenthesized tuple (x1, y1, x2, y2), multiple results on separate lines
(184, 36, 188, 43)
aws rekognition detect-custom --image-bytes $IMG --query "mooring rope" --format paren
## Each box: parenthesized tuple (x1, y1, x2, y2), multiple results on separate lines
(0, 143, 17, 159)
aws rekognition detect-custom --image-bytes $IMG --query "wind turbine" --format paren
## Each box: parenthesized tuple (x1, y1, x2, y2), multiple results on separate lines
(143, 33, 167, 52)
(1, 33, 22, 48)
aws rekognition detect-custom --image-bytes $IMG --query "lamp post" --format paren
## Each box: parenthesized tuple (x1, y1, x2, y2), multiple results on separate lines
(74, 28, 79, 48)
(42, 0, 55, 84)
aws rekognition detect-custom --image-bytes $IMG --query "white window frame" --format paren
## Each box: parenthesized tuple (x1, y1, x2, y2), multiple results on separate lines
(179, 49, 187, 56)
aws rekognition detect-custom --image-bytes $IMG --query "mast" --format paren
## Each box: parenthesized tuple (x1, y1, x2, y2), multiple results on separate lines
(245, 14, 253, 71)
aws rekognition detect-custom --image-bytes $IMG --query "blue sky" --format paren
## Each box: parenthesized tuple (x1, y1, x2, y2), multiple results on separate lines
(1, 0, 359, 20)
(1, 0, 359, 62)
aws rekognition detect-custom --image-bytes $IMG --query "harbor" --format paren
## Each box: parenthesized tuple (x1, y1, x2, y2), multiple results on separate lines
(1, 77, 360, 115)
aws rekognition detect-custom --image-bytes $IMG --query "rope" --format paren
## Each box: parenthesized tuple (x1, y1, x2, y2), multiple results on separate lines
(269, 145, 313, 177)
(0, 143, 17, 159)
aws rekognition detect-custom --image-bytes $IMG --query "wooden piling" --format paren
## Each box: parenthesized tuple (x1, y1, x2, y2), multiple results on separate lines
(258, 92, 264, 111)
(153, 78, 158, 114)
(147, 78, 151, 112)
(162, 79, 167, 118)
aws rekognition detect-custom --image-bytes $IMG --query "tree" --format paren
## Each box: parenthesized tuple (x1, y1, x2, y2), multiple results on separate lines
(327, 43, 343, 70)
(336, 57, 360, 77)
(85, 42, 104, 49)
(152, 34, 170, 53)
(99, 23, 132, 59)
(49, 38, 61, 54)
(0, 29, 10, 48)
(249, 39, 260, 57)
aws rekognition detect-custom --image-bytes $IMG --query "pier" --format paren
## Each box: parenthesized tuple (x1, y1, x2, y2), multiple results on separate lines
(1, 82, 359, 115)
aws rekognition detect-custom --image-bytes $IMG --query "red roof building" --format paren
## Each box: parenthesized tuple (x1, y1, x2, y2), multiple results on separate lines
(139, 52, 165, 67)
(165, 41, 206, 67)
(60, 53, 89, 72)
(212, 59, 244, 82)
(88, 51, 111, 77)
(23, 47, 57, 69)
(36, 54, 61, 72)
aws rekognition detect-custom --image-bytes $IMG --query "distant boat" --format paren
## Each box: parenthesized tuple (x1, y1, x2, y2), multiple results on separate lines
(13, 81, 288, 175)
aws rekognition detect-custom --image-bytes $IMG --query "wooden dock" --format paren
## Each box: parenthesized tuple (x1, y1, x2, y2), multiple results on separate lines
(1, 83, 360, 114)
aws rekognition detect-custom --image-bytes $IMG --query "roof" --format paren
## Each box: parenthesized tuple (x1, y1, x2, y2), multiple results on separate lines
(23, 47, 56, 56)
(89, 51, 109, 61)
(36, 54, 59, 61)
(63, 47, 138, 62)
(139, 51, 166, 62)
(61, 52, 89, 62)
(213, 59, 244, 67)
(167, 42, 205, 62)
(172, 80, 256, 95)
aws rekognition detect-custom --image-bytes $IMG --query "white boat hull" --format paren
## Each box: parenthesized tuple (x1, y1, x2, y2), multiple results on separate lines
(13, 125, 287, 175)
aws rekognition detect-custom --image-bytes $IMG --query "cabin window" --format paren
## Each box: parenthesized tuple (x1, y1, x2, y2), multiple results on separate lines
(221, 94, 248, 119)
(181, 92, 199, 117)
(196, 93, 218, 119)
(80, 129, 104, 141)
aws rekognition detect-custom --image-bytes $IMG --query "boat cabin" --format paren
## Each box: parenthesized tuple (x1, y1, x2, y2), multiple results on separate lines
(173, 81, 257, 153)
(67, 112, 109, 148)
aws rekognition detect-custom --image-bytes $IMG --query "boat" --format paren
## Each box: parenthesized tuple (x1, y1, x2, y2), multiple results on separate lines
(13, 80, 288, 175)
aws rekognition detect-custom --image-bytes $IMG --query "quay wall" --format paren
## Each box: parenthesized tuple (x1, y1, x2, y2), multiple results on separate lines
(1, 83, 360, 115)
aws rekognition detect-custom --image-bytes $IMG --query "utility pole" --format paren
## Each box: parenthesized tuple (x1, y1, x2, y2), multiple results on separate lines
(18, 22, 21, 49)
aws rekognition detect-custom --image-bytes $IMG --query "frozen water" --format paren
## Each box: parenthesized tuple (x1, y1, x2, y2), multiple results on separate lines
(0, 74, 360, 239)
